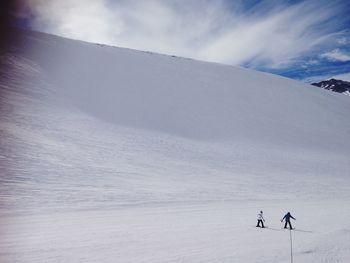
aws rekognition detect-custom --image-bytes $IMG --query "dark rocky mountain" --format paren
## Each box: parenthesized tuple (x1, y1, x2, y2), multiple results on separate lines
(311, 78, 350, 95)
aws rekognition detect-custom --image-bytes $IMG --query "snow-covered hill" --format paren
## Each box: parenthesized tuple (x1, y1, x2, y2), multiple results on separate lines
(0, 29, 349, 263)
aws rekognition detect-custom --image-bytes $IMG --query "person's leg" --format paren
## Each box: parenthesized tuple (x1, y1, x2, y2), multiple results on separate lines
(261, 220, 265, 228)
(288, 221, 293, 229)
(257, 220, 261, 227)
(284, 221, 288, 228)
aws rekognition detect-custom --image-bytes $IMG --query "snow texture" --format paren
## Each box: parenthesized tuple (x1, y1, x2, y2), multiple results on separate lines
(0, 29, 349, 262)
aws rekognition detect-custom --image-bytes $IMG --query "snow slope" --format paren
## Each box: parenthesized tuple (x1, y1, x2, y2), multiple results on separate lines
(0, 29, 349, 262)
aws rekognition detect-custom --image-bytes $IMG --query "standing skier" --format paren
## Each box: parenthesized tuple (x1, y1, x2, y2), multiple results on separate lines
(281, 212, 296, 229)
(256, 210, 265, 228)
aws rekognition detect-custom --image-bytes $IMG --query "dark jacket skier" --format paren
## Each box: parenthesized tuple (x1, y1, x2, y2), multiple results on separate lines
(256, 210, 265, 228)
(281, 212, 296, 229)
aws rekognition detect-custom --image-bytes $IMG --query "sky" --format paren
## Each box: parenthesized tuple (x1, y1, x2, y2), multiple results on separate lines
(11, 0, 350, 83)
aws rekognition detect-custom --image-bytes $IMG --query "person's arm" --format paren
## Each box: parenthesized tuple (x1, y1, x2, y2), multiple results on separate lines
(291, 215, 296, 220)
(281, 215, 285, 222)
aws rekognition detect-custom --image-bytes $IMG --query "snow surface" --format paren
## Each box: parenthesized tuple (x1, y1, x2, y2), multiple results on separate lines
(0, 29, 349, 262)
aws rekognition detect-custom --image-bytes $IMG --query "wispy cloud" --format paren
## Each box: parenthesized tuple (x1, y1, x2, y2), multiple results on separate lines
(331, 72, 350, 81)
(20, 0, 350, 71)
(320, 49, 350, 62)
(336, 37, 348, 45)
(303, 71, 350, 83)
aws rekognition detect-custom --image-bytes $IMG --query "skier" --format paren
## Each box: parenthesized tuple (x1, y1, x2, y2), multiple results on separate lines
(281, 212, 296, 229)
(256, 210, 265, 228)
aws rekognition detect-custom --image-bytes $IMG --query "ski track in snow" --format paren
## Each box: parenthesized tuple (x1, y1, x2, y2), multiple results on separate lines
(0, 29, 349, 262)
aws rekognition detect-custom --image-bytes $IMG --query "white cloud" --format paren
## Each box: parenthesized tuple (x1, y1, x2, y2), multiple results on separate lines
(26, 0, 122, 45)
(336, 37, 348, 45)
(307, 59, 320, 65)
(331, 72, 350, 81)
(302, 71, 350, 83)
(24, 0, 345, 69)
(320, 49, 350, 62)
(302, 75, 328, 83)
